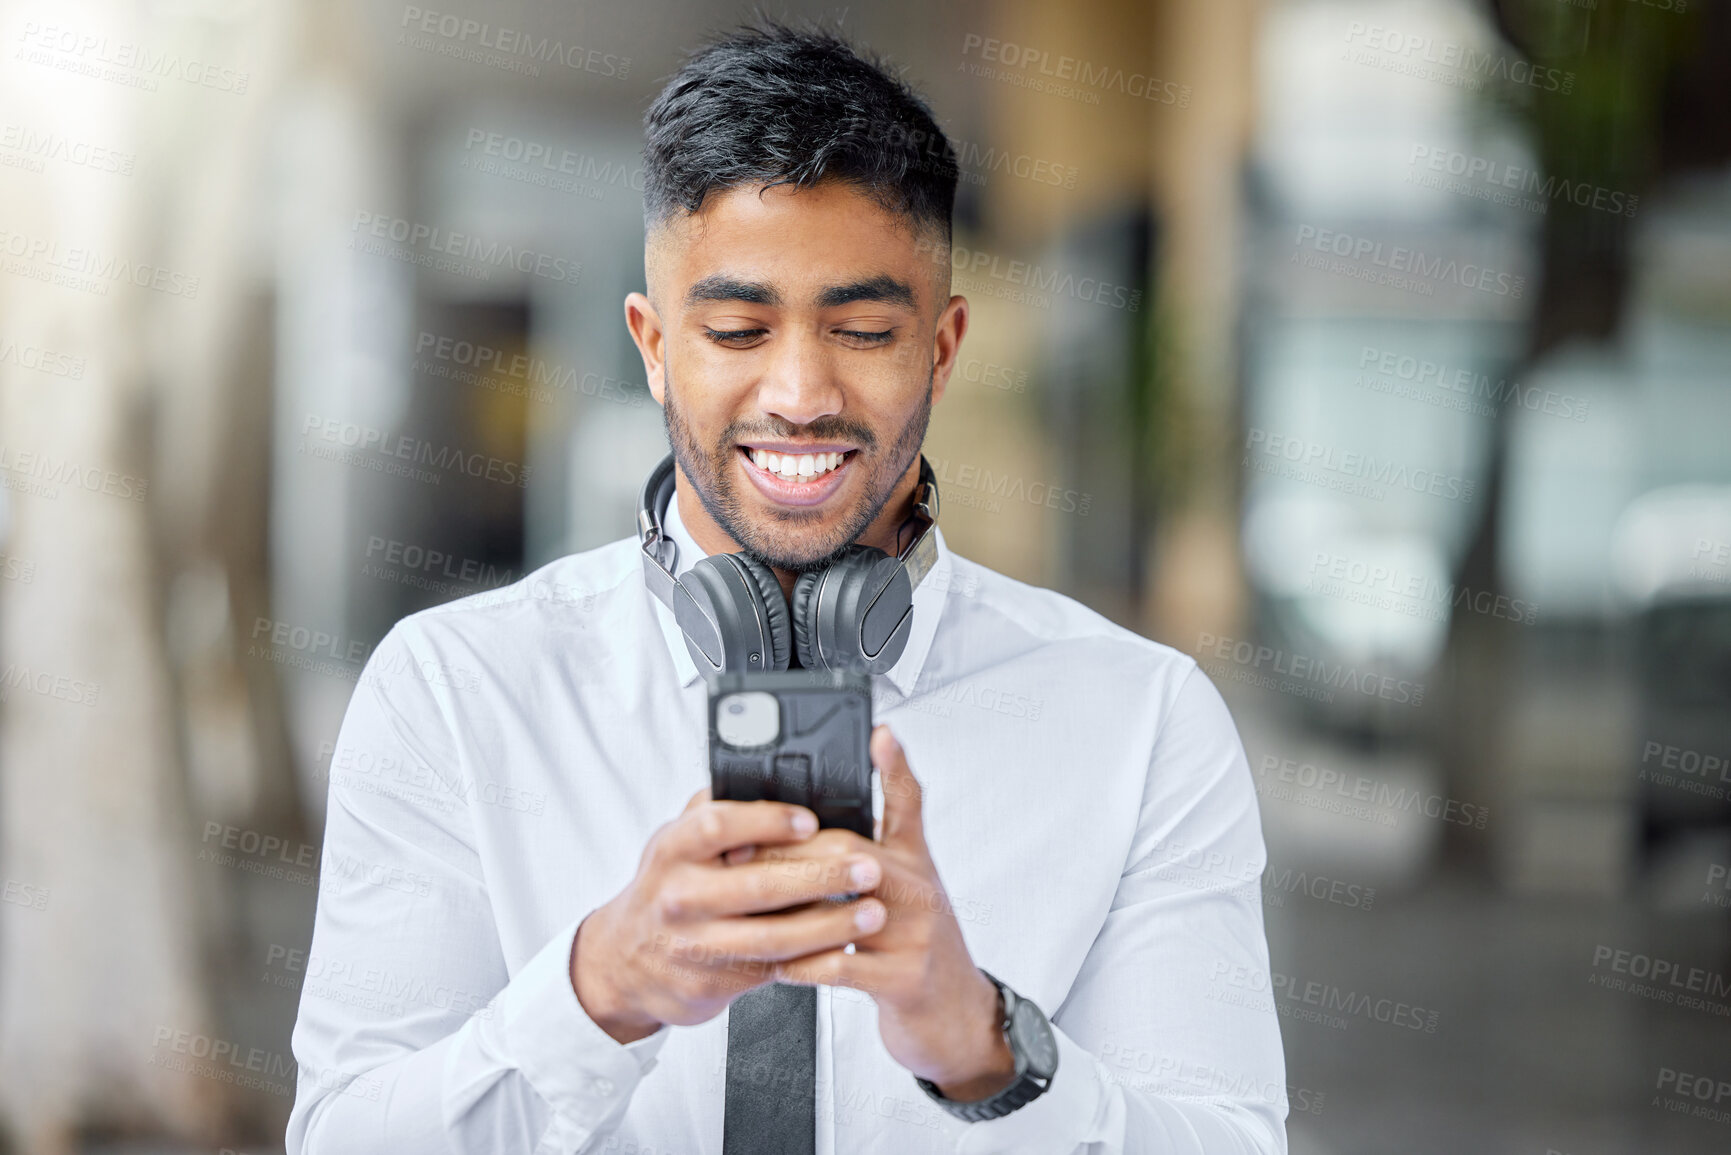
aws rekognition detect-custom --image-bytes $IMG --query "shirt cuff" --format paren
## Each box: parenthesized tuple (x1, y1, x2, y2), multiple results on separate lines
(489, 916, 671, 1150)
(950, 1022, 1112, 1154)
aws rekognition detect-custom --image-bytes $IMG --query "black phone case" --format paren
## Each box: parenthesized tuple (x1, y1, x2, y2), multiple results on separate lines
(708, 668, 875, 839)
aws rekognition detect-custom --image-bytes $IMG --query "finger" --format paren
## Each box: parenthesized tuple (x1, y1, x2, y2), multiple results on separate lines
(722, 845, 756, 866)
(871, 726, 923, 846)
(674, 848, 882, 919)
(755, 827, 874, 864)
(702, 896, 888, 963)
(774, 944, 887, 996)
(658, 800, 819, 864)
(682, 786, 712, 813)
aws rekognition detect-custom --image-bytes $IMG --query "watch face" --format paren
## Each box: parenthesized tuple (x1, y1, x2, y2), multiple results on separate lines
(1010, 1002, 1058, 1077)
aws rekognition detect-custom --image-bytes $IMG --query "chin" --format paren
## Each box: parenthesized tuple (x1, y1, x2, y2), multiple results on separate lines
(737, 518, 863, 572)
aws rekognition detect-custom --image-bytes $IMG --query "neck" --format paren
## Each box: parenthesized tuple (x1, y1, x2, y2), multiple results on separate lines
(673, 458, 924, 599)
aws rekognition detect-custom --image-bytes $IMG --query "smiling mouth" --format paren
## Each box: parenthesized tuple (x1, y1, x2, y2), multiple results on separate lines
(738, 446, 855, 483)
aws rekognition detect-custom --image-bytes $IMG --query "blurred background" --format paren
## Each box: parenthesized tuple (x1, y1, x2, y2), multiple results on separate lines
(0, 0, 1728, 1151)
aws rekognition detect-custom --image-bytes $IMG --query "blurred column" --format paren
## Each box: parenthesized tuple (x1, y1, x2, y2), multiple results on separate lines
(269, 0, 410, 824)
(948, 0, 1156, 619)
(1143, 0, 1260, 648)
(0, 0, 294, 1148)
(966, 0, 1258, 633)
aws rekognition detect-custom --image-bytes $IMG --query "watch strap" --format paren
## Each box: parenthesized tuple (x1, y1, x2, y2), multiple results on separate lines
(914, 970, 1055, 1123)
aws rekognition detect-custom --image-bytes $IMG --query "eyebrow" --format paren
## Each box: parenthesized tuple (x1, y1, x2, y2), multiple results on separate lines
(683, 273, 917, 312)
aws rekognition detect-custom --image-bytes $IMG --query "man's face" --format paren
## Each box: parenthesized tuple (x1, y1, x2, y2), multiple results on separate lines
(627, 179, 965, 572)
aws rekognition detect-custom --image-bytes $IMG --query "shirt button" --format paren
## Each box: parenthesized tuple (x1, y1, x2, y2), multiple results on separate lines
(593, 1077, 615, 1096)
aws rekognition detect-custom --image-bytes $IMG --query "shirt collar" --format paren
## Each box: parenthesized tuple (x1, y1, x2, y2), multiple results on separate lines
(649, 489, 951, 697)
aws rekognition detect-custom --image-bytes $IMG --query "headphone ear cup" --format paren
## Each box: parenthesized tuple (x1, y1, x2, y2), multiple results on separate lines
(733, 555, 792, 671)
(678, 554, 791, 672)
(793, 544, 903, 672)
(790, 570, 821, 670)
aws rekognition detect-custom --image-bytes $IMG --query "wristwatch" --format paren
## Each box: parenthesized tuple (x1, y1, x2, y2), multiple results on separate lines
(914, 969, 1058, 1122)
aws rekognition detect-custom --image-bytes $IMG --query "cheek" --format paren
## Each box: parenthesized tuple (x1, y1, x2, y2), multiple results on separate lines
(675, 348, 755, 413)
(858, 358, 930, 417)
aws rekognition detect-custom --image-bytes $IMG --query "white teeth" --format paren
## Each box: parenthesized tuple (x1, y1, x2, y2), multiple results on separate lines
(748, 448, 848, 481)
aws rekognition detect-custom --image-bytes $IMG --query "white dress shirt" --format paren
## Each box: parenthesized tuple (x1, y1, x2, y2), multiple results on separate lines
(286, 489, 1289, 1155)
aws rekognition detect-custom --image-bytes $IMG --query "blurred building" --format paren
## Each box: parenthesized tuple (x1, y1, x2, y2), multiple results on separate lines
(0, 0, 1728, 1152)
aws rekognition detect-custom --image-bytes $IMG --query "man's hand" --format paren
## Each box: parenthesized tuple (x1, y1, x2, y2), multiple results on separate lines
(771, 726, 1016, 1102)
(569, 784, 887, 1044)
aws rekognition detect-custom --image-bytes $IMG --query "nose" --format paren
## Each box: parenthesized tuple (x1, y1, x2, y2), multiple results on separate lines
(754, 330, 844, 427)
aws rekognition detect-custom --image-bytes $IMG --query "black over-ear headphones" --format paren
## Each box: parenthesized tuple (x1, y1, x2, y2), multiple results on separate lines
(638, 452, 940, 676)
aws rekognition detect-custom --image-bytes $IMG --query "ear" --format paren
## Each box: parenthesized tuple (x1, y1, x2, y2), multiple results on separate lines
(928, 293, 968, 408)
(624, 291, 667, 405)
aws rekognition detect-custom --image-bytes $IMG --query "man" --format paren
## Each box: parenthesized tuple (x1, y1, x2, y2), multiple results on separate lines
(287, 19, 1286, 1155)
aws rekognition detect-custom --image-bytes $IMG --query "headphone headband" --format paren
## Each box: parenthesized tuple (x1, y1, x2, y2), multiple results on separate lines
(639, 452, 939, 588)
(638, 452, 940, 675)
(901, 459, 940, 591)
(638, 453, 680, 606)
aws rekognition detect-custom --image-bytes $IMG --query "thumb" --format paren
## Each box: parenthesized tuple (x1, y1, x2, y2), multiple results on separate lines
(872, 725, 923, 846)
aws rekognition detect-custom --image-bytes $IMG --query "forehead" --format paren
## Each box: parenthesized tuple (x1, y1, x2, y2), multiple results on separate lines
(650, 180, 942, 309)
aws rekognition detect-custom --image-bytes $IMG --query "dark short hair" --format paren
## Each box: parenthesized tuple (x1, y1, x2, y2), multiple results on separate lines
(641, 16, 957, 249)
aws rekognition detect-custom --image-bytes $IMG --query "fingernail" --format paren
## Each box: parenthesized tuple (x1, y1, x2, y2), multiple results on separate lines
(849, 858, 879, 888)
(855, 901, 884, 931)
(792, 810, 818, 836)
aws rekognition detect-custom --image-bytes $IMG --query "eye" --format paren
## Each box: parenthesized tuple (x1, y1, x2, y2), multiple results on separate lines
(703, 327, 767, 346)
(839, 329, 894, 344)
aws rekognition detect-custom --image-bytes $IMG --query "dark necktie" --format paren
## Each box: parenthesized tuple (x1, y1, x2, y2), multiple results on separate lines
(722, 980, 816, 1154)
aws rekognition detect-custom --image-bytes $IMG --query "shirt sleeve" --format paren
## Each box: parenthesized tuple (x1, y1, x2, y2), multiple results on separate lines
(948, 661, 1289, 1155)
(285, 620, 670, 1155)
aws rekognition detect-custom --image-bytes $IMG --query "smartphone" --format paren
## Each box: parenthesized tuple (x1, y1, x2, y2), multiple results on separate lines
(708, 668, 875, 840)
